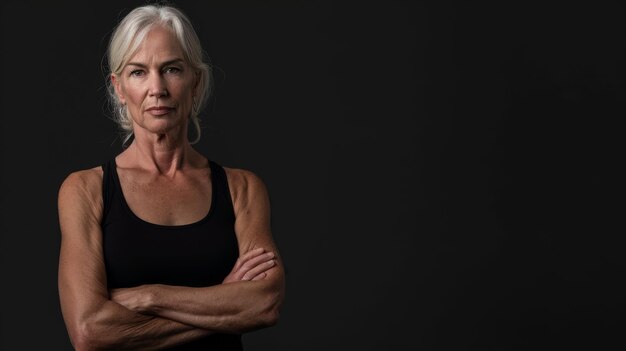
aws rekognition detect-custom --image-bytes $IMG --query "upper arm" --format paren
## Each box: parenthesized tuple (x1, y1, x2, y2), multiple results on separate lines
(227, 168, 274, 253)
(57, 168, 109, 340)
(226, 168, 285, 289)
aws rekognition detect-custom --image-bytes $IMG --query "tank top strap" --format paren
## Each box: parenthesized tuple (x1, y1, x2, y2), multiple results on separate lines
(209, 160, 236, 218)
(102, 158, 234, 221)
(101, 159, 116, 220)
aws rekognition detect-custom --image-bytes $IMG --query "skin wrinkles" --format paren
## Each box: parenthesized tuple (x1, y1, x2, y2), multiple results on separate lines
(111, 25, 198, 152)
(58, 19, 284, 350)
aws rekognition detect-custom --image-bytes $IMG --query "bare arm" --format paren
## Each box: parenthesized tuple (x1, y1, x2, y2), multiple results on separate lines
(58, 170, 211, 350)
(110, 169, 286, 333)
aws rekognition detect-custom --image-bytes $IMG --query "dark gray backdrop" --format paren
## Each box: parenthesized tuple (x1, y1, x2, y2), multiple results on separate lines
(1, 1, 624, 350)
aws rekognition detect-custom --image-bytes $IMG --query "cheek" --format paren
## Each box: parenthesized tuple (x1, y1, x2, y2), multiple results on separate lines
(123, 85, 146, 105)
(173, 81, 196, 104)
(176, 73, 197, 94)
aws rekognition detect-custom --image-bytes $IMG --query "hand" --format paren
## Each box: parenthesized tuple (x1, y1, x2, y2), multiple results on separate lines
(223, 247, 276, 284)
(110, 285, 153, 313)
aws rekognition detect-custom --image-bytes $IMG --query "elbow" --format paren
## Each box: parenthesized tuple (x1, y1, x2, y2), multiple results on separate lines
(70, 319, 111, 351)
(262, 307, 280, 327)
(69, 323, 94, 351)
(258, 289, 283, 328)
(242, 304, 279, 332)
(233, 276, 284, 332)
(238, 289, 282, 332)
(263, 277, 285, 327)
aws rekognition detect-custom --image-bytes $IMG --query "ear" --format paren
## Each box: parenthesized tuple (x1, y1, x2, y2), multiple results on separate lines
(111, 73, 126, 105)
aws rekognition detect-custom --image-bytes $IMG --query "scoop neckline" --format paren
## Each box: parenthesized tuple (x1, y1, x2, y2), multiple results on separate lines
(111, 157, 216, 229)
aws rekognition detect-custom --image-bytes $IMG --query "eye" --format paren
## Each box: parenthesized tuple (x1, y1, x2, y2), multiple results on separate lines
(164, 67, 181, 74)
(130, 69, 145, 77)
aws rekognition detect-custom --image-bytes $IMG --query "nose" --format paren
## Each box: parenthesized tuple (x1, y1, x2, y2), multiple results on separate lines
(148, 74, 168, 97)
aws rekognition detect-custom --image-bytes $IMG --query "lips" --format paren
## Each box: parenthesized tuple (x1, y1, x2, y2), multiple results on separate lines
(146, 106, 174, 116)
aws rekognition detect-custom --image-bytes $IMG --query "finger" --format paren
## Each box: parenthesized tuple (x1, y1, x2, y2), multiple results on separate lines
(251, 272, 267, 281)
(233, 247, 265, 271)
(232, 251, 274, 280)
(242, 259, 276, 281)
(233, 247, 265, 270)
(236, 252, 275, 280)
(224, 251, 267, 283)
(242, 251, 274, 271)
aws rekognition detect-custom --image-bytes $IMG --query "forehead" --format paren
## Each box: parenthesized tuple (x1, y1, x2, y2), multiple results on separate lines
(128, 25, 184, 63)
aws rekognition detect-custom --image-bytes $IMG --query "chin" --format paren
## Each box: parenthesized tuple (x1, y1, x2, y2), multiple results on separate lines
(140, 120, 183, 135)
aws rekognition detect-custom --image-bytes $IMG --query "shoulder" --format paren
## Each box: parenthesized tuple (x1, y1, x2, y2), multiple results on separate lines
(58, 166, 104, 213)
(222, 166, 270, 215)
(223, 167, 267, 193)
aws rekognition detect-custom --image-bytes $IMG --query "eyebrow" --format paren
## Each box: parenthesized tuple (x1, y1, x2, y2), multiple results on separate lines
(126, 59, 185, 69)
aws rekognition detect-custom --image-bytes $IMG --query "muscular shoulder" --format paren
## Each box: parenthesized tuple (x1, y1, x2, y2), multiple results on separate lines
(223, 167, 270, 216)
(59, 167, 103, 198)
(58, 167, 104, 221)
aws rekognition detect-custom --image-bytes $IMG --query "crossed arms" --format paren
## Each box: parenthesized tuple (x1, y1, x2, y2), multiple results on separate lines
(58, 167, 285, 350)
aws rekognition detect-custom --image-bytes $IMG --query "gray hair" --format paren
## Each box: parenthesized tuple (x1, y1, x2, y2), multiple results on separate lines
(106, 4, 211, 145)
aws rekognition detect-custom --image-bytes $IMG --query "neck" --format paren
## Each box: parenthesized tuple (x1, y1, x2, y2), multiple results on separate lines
(127, 127, 197, 177)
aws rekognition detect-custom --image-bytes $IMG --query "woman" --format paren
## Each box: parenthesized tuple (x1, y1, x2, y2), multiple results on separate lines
(57, 4, 285, 350)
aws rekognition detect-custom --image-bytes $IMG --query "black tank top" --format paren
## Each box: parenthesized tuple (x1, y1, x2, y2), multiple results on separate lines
(101, 158, 242, 350)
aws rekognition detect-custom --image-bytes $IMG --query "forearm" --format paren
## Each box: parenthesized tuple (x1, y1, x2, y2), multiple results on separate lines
(72, 299, 211, 350)
(138, 278, 283, 333)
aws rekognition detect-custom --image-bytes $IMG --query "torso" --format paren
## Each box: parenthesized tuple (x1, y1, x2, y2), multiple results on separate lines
(115, 159, 214, 226)
(100, 154, 242, 290)
(78, 155, 246, 232)
(96, 154, 244, 349)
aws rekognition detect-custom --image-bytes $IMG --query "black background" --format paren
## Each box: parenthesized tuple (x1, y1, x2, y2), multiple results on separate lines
(1, 1, 624, 350)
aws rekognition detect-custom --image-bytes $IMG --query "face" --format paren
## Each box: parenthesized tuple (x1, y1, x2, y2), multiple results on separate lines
(112, 25, 197, 137)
